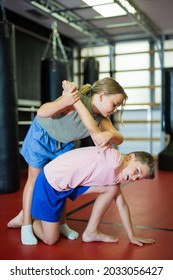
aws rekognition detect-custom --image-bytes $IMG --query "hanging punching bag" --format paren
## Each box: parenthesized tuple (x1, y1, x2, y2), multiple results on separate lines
(162, 68, 173, 135)
(0, 23, 19, 193)
(81, 56, 99, 147)
(83, 57, 99, 85)
(41, 59, 70, 103)
(41, 22, 70, 103)
(158, 68, 173, 171)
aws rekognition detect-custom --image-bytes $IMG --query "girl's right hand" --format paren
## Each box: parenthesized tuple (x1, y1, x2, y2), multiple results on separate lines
(91, 131, 112, 147)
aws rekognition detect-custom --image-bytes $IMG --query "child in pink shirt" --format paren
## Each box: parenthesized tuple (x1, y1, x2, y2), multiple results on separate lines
(31, 144, 155, 246)
(8, 79, 127, 246)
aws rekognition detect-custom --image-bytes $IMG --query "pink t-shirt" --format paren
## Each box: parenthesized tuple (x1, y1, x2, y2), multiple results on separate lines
(44, 145, 123, 191)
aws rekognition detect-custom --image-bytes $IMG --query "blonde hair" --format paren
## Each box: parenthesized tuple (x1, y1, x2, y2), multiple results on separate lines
(79, 77, 128, 123)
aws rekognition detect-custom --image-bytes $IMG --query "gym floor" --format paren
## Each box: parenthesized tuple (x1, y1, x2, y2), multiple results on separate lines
(0, 166, 173, 260)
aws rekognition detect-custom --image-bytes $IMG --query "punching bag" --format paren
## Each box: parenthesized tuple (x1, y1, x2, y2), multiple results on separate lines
(41, 22, 70, 103)
(158, 68, 173, 171)
(0, 23, 19, 193)
(81, 56, 99, 147)
(41, 58, 70, 103)
(83, 57, 99, 85)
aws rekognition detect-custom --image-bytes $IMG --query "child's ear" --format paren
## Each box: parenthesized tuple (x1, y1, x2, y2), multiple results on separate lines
(129, 153, 136, 160)
(125, 154, 131, 162)
(99, 91, 105, 101)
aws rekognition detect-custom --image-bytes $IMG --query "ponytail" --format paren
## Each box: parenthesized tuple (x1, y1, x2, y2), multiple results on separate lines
(79, 84, 93, 95)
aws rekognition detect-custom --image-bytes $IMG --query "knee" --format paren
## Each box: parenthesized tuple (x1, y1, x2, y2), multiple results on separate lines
(43, 235, 60, 245)
(105, 185, 118, 196)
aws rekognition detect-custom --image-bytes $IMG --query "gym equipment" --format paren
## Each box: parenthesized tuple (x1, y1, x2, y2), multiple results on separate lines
(82, 56, 100, 147)
(41, 21, 70, 103)
(158, 68, 173, 171)
(0, 20, 19, 193)
(83, 56, 99, 85)
(41, 59, 69, 103)
(83, 56, 100, 146)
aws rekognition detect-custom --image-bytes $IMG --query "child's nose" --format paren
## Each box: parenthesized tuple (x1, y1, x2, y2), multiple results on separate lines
(132, 174, 137, 181)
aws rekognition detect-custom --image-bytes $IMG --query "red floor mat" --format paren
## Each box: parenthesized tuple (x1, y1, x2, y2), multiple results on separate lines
(0, 168, 173, 260)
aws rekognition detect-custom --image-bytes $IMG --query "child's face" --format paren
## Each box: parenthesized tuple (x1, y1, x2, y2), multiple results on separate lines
(97, 92, 124, 117)
(121, 154, 149, 182)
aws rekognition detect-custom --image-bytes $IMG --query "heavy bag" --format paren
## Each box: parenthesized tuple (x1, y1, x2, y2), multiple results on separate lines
(162, 68, 173, 134)
(82, 57, 99, 147)
(158, 140, 173, 171)
(83, 57, 99, 84)
(0, 24, 20, 193)
(41, 59, 70, 103)
(158, 68, 173, 171)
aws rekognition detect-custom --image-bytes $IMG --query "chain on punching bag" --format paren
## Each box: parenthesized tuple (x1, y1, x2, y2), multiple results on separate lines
(0, 17, 19, 192)
(41, 21, 70, 103)
(158, 68, 173, 171)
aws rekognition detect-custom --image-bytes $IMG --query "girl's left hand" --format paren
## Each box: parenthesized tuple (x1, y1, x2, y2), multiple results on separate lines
(62, 80, 80, 105)
(62, 80, 77, 95)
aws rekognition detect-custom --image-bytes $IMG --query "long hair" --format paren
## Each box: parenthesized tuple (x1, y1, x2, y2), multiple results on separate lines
(79, 77, 128, 123)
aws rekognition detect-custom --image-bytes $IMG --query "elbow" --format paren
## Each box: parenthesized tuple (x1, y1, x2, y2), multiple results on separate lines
(37, 107, 47, 118)
(37, 108, 41, 117)
(37, 109, 43, 118)
(114, 134, 124, 145)
(118, 135, 124, 145)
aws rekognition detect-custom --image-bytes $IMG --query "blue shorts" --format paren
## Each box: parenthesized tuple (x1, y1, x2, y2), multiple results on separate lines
(20, 116, 75, 168)
(31, 170, 90, 222)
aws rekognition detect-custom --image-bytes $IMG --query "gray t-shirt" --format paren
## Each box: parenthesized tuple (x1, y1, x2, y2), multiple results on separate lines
(37, 93, 103, 143)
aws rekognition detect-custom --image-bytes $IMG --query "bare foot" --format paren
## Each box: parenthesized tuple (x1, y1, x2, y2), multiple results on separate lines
(7, 210, 23, 228)
(82, 230, 118, 243)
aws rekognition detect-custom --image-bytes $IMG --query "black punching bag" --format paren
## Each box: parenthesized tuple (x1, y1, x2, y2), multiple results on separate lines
(0, 23, 19, 193)
(41, 59, 70, 103)
(81, 57, 99, 147)
(158, 68, 173, 171)
(83, 57, 99, 85)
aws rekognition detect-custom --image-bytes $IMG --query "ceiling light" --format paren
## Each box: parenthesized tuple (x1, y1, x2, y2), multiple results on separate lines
(93, 3, 126, 17)
(82, 0, 126, 18)
(83, 0, 113, 5)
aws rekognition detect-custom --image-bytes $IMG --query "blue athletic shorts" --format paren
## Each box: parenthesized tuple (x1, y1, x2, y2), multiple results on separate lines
(20, 116, 75, 168)
(31, 170, 90, 222)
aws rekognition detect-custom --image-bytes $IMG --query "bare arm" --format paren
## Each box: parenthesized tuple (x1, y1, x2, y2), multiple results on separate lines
(37, 83, 79, 118)
(98, 117, 124, 145)
(73, 100, 101, 135)
(73, 100, 118, 148)
(74, 101, 123, 147)
(115, 189, 155, 246)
